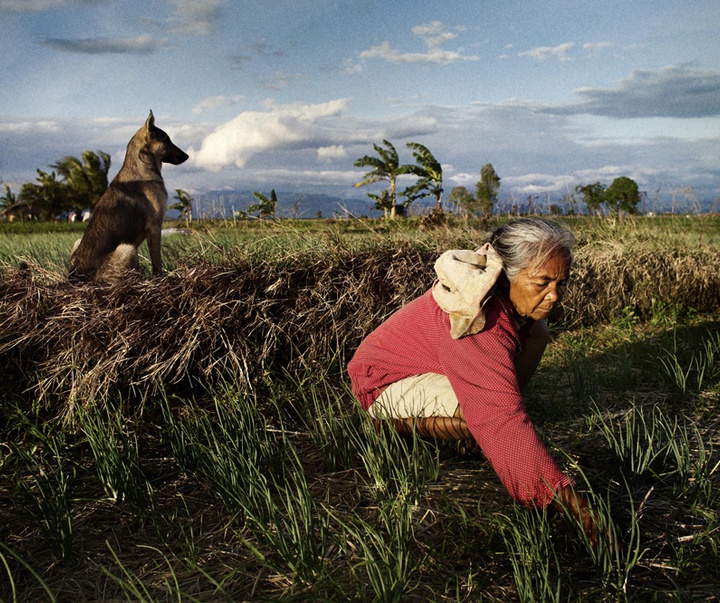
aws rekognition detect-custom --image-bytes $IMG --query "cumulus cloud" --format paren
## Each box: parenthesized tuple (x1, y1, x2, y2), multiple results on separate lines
(411, 21, 457, 48)
(518, 42, 575, 62)
(193, 99, 353, 170)
(554, 65, 720, 118)
(503, 173, 578, 195)
(0, 119, 62, 134)
(192, 98, 437, 171)
(359, 42, 478, 66)
(317, 145, 347, 162)
(353, 21, 479, 67)
(43, 34, 165, 54)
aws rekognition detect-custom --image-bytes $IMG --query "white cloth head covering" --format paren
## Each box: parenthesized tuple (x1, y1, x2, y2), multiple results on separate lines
(431, 243, 503, 339)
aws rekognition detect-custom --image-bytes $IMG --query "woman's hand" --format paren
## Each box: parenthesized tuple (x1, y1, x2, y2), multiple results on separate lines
(552, 485, 598, 547)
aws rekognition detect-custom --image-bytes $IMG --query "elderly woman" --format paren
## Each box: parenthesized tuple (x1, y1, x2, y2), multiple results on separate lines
(347, 217, 595, 541)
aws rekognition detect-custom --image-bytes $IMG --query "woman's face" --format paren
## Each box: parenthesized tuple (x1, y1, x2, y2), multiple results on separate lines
(508, 251, 571, 320)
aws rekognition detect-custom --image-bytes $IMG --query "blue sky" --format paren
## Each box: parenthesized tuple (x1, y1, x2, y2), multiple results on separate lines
(1, 0, 719, 210)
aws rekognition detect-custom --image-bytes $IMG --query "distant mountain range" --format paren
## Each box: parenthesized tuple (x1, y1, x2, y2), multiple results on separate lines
(173, 188, 718, 220)
(187, 189, 385, 220)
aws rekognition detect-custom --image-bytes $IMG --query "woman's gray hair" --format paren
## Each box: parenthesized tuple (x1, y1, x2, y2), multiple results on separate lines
(488, 217, 575, 281)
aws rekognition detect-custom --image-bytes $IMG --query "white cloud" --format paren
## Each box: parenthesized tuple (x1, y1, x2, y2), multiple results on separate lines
(446, 172, 476, 187)
(243, 167, 361, 187)
(0, 120, 61, 133)
(411, 21, 457, 48)
(503, 173, 578, 194)
(4, 70, 718, 207)
(191, 98, 438, 172)
(317, 145, 347, 162)
(359, 42, 479, 65)
(192, 99, 354, 170)
(192, 95, 244, 114)
(582, 41, 613, 54)
(354, 21, 479, 67)
(518, 42, 575, 62)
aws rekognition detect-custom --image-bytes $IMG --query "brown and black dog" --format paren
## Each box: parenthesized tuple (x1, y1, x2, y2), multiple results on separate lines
(68, 111, 189, 283)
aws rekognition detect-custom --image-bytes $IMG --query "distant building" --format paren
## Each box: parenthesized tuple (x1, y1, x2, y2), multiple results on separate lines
(0, 202, 41, 222)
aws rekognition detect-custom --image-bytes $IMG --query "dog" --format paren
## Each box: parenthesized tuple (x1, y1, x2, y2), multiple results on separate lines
(68, 111, 189, 283)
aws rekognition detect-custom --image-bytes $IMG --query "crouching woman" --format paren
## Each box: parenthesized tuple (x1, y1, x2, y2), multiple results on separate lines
(347, 217, 596, 542)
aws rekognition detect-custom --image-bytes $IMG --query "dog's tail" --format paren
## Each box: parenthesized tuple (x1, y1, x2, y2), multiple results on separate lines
(96, 244, 139, 283)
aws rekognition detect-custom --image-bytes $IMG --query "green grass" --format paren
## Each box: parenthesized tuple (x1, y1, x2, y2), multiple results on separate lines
(2, 213, 720, 274)
(0, 216, 718, 601)
(1, 314, 716, 601)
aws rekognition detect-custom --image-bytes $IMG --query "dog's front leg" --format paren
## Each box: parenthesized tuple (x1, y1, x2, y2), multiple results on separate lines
(146, 228, 163, 276)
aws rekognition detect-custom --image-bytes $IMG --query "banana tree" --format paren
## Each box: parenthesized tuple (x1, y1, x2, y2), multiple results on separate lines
(353, 140, 402, 219)
(402, 142, 443, 211)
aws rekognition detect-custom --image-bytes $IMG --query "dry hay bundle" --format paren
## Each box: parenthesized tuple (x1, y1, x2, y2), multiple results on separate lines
(0, 243, 435, 411)
(561, 246, 720, 326)
(0, 243, 718, 412)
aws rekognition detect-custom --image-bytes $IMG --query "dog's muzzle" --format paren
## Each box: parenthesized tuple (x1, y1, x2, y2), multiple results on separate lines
(165, 147, 189, 165)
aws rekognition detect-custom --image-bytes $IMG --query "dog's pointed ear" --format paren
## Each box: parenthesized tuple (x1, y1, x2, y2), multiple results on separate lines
(145, 110, 155, 131)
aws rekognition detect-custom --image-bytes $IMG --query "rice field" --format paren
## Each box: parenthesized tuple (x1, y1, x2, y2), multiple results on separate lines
(0, 215, 718, 602)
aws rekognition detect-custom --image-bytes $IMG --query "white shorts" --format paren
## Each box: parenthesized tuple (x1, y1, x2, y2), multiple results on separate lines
(367, 373, 459, 419)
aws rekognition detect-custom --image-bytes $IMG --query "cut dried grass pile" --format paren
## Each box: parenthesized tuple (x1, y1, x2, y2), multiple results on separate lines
(1, 242, 718, 413)
(0, 242, 432, 413)
(561, 246, 720, 326)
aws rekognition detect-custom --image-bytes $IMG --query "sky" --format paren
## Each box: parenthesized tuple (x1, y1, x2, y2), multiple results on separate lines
(1, 0, 720, 211)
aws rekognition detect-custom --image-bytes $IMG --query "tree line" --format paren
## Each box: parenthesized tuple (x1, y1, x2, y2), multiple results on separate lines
(573, 178, 643, 216)
(0, 151, 111, 221)
(355, 139, 503, 219)
(0, 150, 193, 223)
(353, 140, 642, 219)
(1, 142, 642, 222)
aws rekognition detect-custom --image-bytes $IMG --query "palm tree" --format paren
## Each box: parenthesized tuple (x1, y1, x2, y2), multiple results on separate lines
(353, 140, 402, 219)
(170, 189, 194, 225)
(51, 150, 111, 210)
(18, 169, 71, 220)
(402, 142, 444, 211)
(366, 190, 393, 220)
(0, 182, 16, 211)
